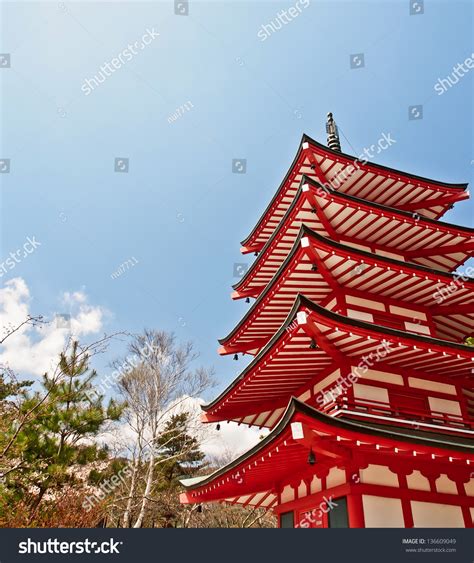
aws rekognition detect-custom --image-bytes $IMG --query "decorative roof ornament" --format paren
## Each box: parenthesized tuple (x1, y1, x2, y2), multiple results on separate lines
(326, 112, 341, 152)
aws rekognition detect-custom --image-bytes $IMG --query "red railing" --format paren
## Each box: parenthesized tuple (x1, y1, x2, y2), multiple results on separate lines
(321, 396, 474, 432)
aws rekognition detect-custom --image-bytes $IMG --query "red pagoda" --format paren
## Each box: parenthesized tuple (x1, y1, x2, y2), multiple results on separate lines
(180, 114, 474, 528)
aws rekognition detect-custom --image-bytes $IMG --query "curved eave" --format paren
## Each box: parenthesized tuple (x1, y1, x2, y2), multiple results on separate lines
(305, 225, 474, 282)
(206, 293, 474, 414)
(186, 399, 300, 490)
(240, 135, 307, 248)
(234, 175, 474, 294)
(221, 223, 474, 349)
(301, 133, 468, 192)
(220, 225, 308, 346)
(240, 134, 468, 251)
(299, 293, 474, 354)
(234, 186, 308, 292)
(300, 175, 473, 233)
(204, 295, 308, 412)
(184, 398, 474, 492)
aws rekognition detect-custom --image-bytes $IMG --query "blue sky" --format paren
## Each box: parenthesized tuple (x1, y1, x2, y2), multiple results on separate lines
(1, 0, 473, 402)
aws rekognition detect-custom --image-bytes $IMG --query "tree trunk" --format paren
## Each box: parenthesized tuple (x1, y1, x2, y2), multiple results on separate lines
(133, 454, 154, 528)
(122, 458, 139, 528)
(27, 486, 47, 525)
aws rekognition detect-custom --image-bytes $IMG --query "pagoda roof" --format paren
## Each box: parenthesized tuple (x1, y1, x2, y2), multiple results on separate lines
(206, 295, 474, 425)
(241, 135, 468, 253)
(181, 398, 473, 506)
(221, 226, 474, 355)
(234, 178, 474, 299)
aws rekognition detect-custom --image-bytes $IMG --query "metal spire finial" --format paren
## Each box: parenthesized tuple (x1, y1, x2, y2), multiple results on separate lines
(326, 112, 341, 152)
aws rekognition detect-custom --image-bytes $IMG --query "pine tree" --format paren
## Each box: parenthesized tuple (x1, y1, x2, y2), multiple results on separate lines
(156, 412, 205, 487)
(0, 340, 123, 524)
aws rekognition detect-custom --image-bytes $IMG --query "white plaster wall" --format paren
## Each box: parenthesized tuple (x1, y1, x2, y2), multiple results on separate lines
(408, 377, 456, 395)
(313, 369, 340, 395)
(297, 479, 307, 499)
(347, 309, 374, 322)
(407, 470, 431, 491)
(310, 475, 321, 494)
(354, 383, 389, 404)
(389, 305, 427, 320)
(436, 474, 458, 495)
(411, 501, 464, 528)
(464, 478, 474, 497)
(360, 464, 398, 487)
(428, 397, 461, 416)
(360, 368, 403, 386)
(404, 322, 430, 335)
(326, 467, 346, 489)
(280, 484, 294, 504)
(362, 495, 404, 528)
(346, 295, 385, 311)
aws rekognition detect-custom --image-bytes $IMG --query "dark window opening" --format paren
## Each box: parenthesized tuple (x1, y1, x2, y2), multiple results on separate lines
(328, 496, 348, 528)
(280, 511, 294, 528)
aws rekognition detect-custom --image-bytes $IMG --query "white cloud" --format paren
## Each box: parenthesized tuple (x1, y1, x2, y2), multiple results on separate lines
(99, 395, 268, 463)
(62, 290, 88, 306)
(165, 396, 267, 460)
(0, 277, 107, 377)
(0, 279, 264, 462)
(200, 418, 267, 460)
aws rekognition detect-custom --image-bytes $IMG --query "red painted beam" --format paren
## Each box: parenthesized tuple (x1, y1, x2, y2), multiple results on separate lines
(404, 241, 474, 258)
(296, 310, 346, 364)
(200, 412, 224, 423)
(302, 186, 339, 241)
(231, 285, 266, 300)
(431, 303, 474, 315)
(218, 337, 269, 355)
(396, 192, 469, 212)
(179, 492, 194, 504)
(241, 243, 264, 254)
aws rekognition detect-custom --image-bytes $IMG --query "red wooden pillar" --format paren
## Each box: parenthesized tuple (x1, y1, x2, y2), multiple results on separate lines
(345, 465, 365, 528)
(456, 385, 470, 425)
(347, 493, 365, 528)
(456, 480, 473, 528)
(397, 472, 414, 528)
